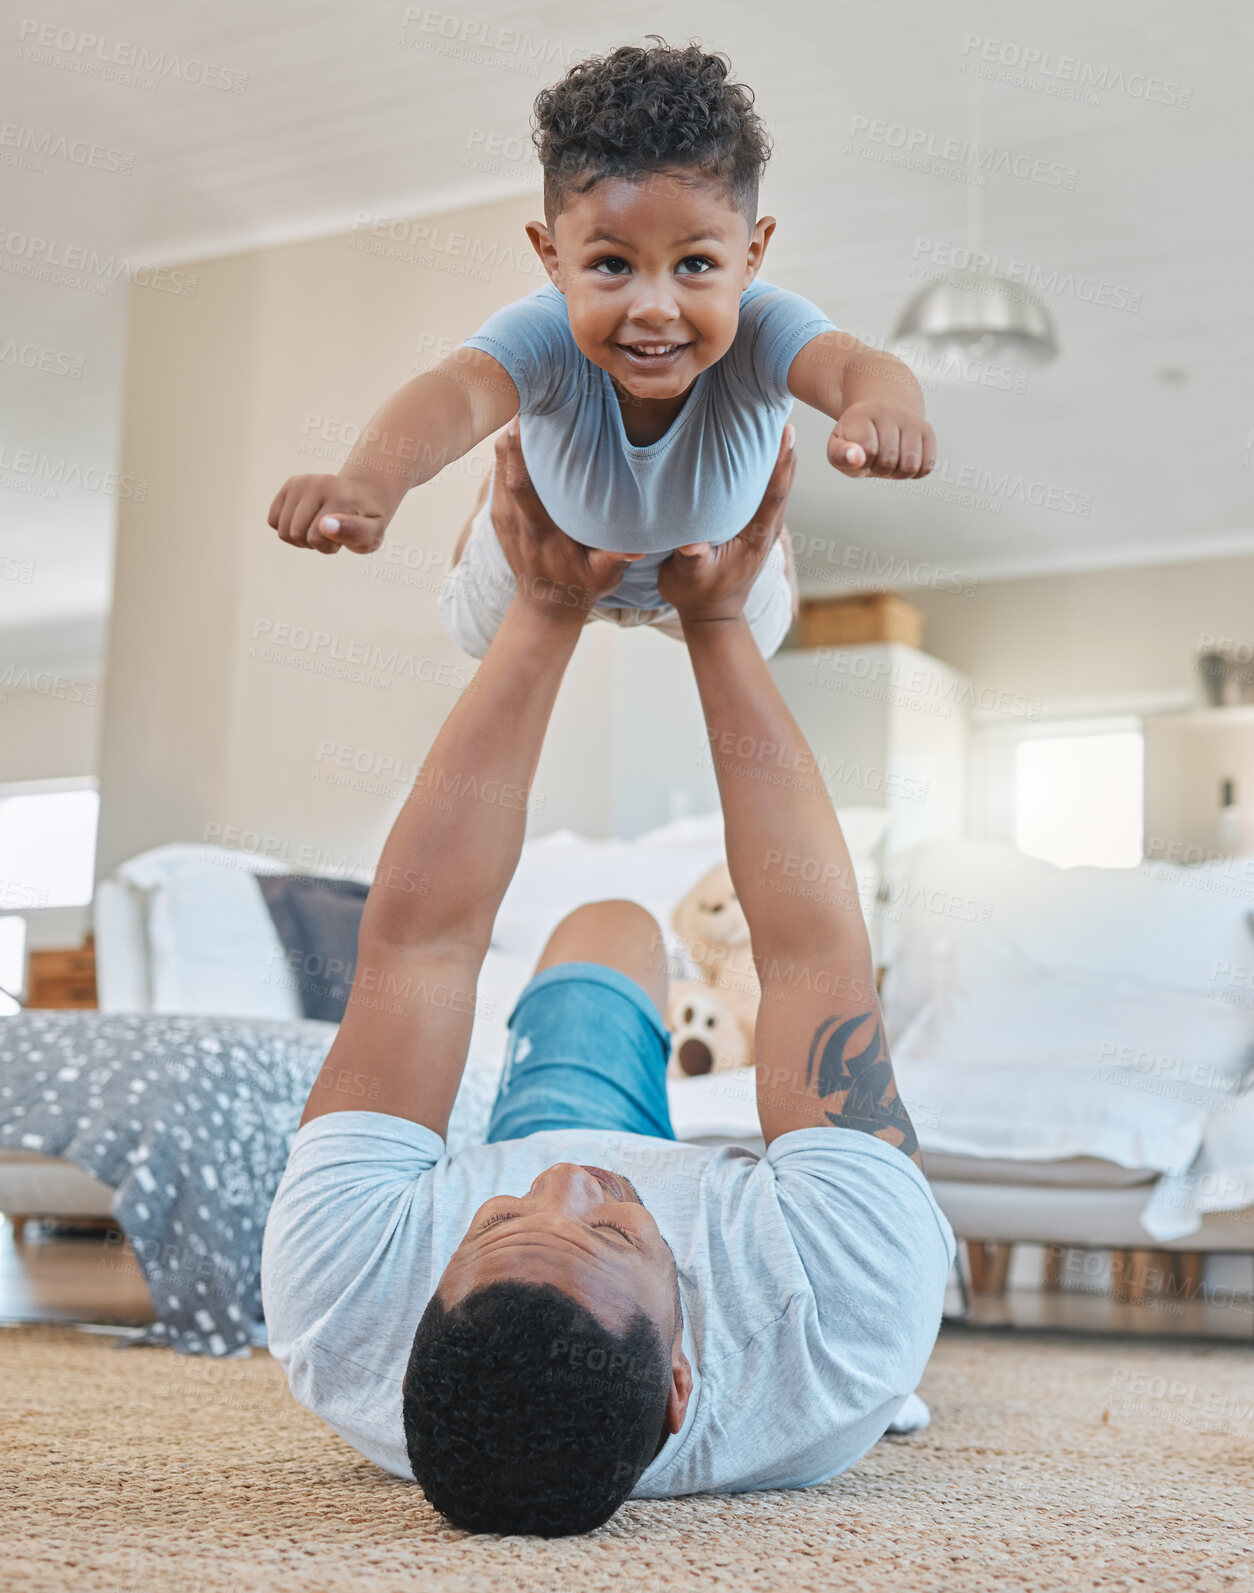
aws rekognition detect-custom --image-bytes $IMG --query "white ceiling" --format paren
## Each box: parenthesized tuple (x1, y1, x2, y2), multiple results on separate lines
(2, 0, 1252, 665)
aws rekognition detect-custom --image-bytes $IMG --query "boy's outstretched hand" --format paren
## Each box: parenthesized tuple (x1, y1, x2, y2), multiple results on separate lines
(657, 425, 797, 626)
(268, 473, 392, 555)
(826, 399, 936, 480)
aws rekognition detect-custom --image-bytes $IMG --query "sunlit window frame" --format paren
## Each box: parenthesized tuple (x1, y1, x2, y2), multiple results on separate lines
(969, 713, 1146, 868)
(0, 774, 101, 911)
(1013, 720, 1145, 870)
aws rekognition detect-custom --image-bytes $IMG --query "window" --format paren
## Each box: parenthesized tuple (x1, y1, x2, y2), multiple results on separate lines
(0, 779, 100, 910)
(1014, 728, 1144, 869)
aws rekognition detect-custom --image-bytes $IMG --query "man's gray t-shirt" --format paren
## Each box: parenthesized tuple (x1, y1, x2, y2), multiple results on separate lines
(261, 1114, 954, 1496)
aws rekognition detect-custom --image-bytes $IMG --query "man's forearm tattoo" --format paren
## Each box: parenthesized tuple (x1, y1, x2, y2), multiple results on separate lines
(805, 1010, 920, 1159)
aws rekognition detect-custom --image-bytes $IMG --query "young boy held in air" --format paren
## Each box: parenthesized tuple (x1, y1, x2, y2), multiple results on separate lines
(268, 41, 936, 659)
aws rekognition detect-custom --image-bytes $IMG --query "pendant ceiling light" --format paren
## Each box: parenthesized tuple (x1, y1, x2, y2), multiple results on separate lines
(893, 274, 1058, 367)
(891, 78, 1059, 374)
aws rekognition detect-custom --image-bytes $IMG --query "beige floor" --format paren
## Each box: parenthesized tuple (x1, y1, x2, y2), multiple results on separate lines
(3, 1220, 1254, 1592)
(4, 1316, 1253, 1593)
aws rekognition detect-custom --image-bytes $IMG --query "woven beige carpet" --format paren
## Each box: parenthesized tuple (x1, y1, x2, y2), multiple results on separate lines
(3, 1323, 1251, 1593)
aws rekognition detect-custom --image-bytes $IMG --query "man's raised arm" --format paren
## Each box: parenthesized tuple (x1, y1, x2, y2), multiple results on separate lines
(299, 421, 638, 1135)
(657, 431, 921, 1164)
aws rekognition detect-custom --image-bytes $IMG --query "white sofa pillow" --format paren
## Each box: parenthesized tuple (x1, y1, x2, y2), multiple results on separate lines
(492, 814, 724, 963)
(880, 839, 1254, 1038)
(894, 964, 1252, 1092)
(103, 809, 891, 1022)
(112, 844, 304, 1017)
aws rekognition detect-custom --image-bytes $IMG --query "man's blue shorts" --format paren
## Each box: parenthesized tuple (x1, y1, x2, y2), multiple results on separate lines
(485, 962, 677, 1144)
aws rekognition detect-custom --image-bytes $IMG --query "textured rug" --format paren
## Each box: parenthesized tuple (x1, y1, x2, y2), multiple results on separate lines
(4, 1323, 1252, 1592)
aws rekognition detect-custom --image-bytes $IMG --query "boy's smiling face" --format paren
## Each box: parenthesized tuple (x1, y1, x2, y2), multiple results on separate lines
(526, 170, 775, 405)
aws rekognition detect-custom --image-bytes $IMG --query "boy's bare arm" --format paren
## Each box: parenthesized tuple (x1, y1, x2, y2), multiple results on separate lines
(268, 346, 518, 556)
(786, 330, 936, 483)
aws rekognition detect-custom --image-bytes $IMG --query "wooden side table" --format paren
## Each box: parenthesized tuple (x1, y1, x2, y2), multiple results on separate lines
(25, 939, 98, 1009)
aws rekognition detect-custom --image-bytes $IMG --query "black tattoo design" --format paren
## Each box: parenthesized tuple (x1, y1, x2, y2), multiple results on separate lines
(805, 1010, 920, 1159)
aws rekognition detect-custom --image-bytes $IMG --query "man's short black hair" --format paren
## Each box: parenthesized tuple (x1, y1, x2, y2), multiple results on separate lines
(403, 1280, 674, 1537)
(531, 38, 772, 230)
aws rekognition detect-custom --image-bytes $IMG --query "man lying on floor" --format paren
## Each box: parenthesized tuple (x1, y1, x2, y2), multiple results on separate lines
(260, 421, 955, 1537)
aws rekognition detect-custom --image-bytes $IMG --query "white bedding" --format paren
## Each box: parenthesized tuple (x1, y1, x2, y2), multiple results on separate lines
(84, 823, 1254, 1238)
(1140, 1089, 1254, 1240)
(666, 1058, 1211, 1178)
(879, 838, 1254, 1036)
(894, 960, 1251, 1092)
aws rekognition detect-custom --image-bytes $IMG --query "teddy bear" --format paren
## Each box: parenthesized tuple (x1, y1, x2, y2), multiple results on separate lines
(664, 860, 761, 1080)
(667, 980, 750, 1078)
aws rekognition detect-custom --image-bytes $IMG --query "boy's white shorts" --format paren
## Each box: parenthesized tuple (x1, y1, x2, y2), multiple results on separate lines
(438, 496, 797, 660)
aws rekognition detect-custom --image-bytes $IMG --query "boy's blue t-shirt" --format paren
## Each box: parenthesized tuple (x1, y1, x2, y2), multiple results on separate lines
(461, 280, 837, 608)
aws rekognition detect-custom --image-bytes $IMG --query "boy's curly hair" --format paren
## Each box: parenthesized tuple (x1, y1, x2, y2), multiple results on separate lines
(532, 38, 772, 228)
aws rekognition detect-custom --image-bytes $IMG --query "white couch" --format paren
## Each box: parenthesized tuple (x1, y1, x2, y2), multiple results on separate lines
(3, 820, 1252, 1284)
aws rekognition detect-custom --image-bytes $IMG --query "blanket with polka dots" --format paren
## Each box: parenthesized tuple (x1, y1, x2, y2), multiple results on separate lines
(1, 1011, 336, 1356)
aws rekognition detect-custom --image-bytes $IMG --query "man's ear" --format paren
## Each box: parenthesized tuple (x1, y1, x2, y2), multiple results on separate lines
(743, 216, 777, 288)
(665, 1342, 694, 1435)
(526, 219, 563, 290)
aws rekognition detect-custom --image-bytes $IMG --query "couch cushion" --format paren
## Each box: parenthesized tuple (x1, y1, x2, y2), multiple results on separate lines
(880, 838, 1254, 1038)
(256, 874, 369, 1023)
(893, 959, 1251, 1092)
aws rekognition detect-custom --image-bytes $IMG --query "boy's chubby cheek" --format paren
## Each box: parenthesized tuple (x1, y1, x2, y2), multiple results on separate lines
(683, 301, 744, 371)
(694, 324, 737, 369)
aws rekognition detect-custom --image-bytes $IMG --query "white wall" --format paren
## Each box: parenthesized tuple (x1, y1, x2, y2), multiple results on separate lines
(908, 552, 1254, 712)
(96, 192, 646, 879)
(607, 625, 719, 837)
(0, 611, 104, 786)
(0, 681, 100, 787)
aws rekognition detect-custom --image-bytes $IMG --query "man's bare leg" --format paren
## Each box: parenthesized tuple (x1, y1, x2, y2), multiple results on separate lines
(533, 900, 669, 1020)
